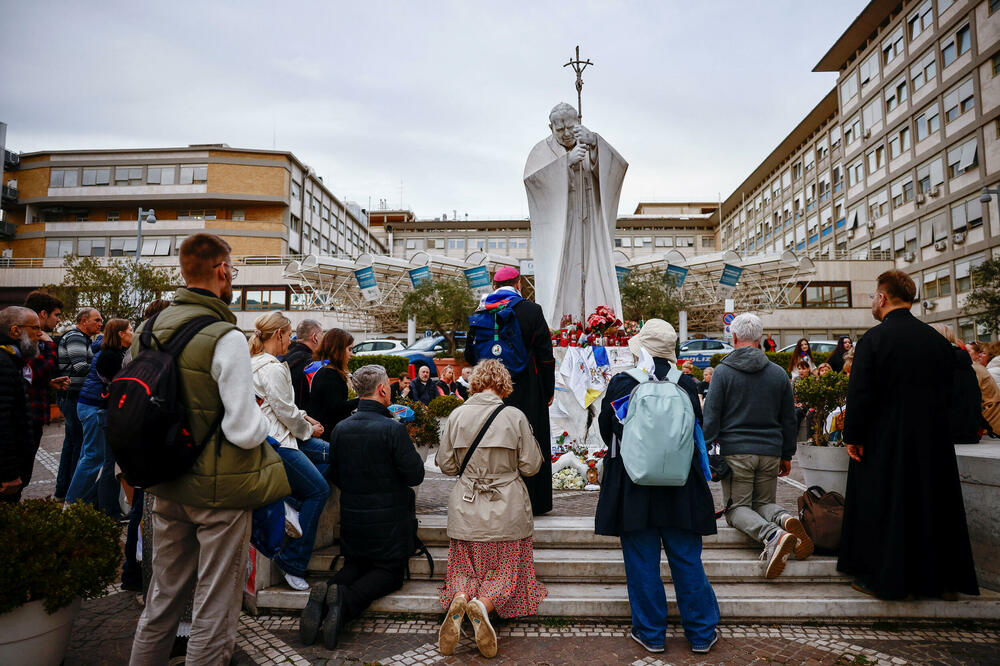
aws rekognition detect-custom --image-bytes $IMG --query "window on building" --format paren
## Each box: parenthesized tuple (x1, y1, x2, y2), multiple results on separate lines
(993, 53, 1000, 77)
(789, 282, 851, 308)
(916, 157, 944, 193)
(868, 190, 889, 219)
(943, 77, 975, 123)
(792, 162, 802, 180)
(947, 135, 978, 177)
(49, 169, 80, 188)
(433, 238, 445, 249)
(177, 209, 217, 220)
(109, 238, 138, 256)
(290, 215, 301, 233)
(114, 167, 143, 184)
(862, 98, 882, 129)
(849, 160, 864, 187)
(911, 50, 937, 91)
(82, 168, 111, 186)
(140, 237, 172, 256)
(866, 144, 886, 172)
(891, 176, 915, 206)
(446, 238, 464, 249)
(232, 209, 245, 221)
(956, 253, 986, 292)
(841, 73, 859, 103)
(146, 166, 176, 185)
(45, 239, 74, 258)
(920, 212, 949, 246)
(77, 238, 106, 257)
(893, 225, 918, 257)
(942, 23, 971, 68)
(243, 288, 287, 311)
(915, 104, 940, 141)
(677, 237, 695, 247)
(106, 210, 120, 222)
(655, 236, 673, 247)
(702, 236, 715, 248)
(923, 268, 952, 298)
(179, 165, 208, 184)
(992, 0, 1000, 14)
(488, 238, 507, 249)
(888, 125, 912, 159)
(510, 237, 529, 249)
(908, 0, 933, 39)
(951, 196, 983, 233)
(885, 77, 908, 111)
(859, 52, 880, 88)
(844, 116, 861, 145)
(291, 181, 301, 199)
(883, 26, 905, 66)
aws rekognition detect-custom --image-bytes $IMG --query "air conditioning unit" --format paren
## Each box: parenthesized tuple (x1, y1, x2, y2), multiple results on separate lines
(903, 251, 916, 262)
(954, 231, 966, 244)
(922, 300, 936, 310)
(863, 129, 872, 139)
(934, 240, 948, 251)
(916, 193, 926, 204)
(929, 186, 941, 197)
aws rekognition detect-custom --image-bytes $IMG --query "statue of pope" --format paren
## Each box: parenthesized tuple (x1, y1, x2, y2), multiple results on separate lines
(523, 102, 628, 325)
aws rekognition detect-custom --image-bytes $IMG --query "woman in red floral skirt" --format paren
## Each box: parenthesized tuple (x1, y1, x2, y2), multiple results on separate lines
(434, 359, 547, 658)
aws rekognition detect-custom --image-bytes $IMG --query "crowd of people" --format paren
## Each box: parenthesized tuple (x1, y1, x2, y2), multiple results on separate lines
(1, 236, 995, 660)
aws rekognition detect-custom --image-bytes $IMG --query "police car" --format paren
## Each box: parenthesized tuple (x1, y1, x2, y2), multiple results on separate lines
(678, 338, 733, 368)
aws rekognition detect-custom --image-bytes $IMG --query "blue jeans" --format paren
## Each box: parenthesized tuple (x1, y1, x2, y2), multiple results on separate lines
(274, 438, 330, 578)
(65, 403, 118, 516)
(55, 394, 83, 498)
(620, 527, 720, 649)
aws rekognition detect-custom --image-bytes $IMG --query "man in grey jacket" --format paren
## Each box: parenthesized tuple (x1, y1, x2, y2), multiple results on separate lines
(702, 313, 812, 579)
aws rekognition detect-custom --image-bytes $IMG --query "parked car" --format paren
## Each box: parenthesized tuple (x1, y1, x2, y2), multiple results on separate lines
(385, 335, 445, 376)
(352, 338, 406, 356)
(777, 340, 839, 355)
(678, 338, 733, 368)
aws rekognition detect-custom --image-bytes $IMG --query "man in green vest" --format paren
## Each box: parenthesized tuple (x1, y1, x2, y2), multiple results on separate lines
(130, 233, 290, 665)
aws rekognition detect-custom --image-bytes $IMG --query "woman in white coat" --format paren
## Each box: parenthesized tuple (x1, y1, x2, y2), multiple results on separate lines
(250, 311, 330, 591)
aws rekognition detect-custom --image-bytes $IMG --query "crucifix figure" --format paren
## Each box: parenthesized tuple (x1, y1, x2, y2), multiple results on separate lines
(523, 47, 628, 326)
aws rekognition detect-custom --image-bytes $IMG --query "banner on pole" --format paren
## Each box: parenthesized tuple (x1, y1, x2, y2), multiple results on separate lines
(717, 263, 743, 299)
(464, 265, 492, 296)
(665, 264, 688, 288)
(354, 266, 380, 302)
(615, 266, 631, 285)
(408, 266, 431, 288)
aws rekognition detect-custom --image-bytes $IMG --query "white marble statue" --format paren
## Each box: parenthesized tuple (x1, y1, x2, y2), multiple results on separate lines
(523, 102, 628, 325)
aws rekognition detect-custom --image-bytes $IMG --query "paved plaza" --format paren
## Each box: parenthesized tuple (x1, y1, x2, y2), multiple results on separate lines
(25, 423, 1000, 665)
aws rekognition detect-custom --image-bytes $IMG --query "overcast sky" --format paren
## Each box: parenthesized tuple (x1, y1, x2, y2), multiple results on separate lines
(4, 1, 868, 218)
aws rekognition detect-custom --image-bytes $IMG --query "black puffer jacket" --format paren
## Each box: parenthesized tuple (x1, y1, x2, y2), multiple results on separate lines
(280, 341, 314, 410)
(0, 333, 33, 483)
(328, 400, 425, 561)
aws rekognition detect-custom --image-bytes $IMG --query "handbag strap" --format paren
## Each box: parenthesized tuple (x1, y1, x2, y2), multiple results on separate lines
(458, 404, 506, 477)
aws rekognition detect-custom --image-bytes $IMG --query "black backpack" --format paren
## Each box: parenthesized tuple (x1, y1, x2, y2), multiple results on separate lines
(106, 313, 226, 488)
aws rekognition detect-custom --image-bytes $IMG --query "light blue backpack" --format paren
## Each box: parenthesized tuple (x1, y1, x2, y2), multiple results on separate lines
(619, 367, 696, 486)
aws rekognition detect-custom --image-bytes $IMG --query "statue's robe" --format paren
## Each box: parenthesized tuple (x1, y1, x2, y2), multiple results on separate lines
(524, 134, 627, 325)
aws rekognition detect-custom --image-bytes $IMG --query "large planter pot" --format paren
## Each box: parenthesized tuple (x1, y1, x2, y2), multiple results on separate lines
(433, 358, 469, 376)
(0, 597, 81, 666)
(796, 443, 849, 496)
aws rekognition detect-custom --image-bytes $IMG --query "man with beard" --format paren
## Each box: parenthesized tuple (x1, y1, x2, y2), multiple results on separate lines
(22, 291, 70, 500)
(838, 269, 978, 599)
(0, 306, 42, 502)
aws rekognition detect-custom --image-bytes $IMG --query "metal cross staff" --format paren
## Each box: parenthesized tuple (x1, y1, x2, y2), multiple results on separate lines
(563, 45, 593, 121)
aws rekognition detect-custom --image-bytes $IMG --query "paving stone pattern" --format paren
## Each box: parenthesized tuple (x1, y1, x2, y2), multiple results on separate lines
(28, 423, 1000, 665)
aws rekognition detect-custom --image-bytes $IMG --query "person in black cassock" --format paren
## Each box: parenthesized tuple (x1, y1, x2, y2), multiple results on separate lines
(838, 269, 978, 600)
(465, 266, 556, 515)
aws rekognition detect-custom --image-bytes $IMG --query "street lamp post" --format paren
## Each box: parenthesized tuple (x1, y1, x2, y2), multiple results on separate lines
(136, 207, 156, 261)
(980, 186, 1000, 209)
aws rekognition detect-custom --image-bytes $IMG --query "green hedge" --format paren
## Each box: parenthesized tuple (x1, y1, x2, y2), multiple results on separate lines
(348, 354, 409, 377)
(710, 351, 832, 370)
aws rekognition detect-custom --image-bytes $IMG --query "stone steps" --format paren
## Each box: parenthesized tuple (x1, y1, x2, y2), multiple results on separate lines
(256, 580, 1000, 620)
(307, 546, 846, 583)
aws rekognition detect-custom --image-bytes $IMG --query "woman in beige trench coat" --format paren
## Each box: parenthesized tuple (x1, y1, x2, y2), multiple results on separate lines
(434, 359, 546, 659)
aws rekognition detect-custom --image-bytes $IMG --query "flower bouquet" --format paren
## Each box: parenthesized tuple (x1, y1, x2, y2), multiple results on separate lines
(552, 466, 586, 490)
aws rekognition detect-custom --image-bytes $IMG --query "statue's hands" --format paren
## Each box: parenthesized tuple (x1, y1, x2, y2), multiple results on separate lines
(568, 144, 588, 167)
(572, 125, 596, 147)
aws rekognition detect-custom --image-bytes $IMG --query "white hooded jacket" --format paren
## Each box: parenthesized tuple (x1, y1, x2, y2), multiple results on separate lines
(250, 352, 313, 449)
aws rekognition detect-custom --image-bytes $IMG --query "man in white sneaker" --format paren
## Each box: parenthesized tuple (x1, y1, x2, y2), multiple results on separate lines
(702, 313, 812, 578)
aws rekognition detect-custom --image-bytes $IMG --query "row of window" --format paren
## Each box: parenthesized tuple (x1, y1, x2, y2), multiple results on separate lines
(783, 282, 852, 309)
(49, 165, 208, 188)
(45, 236, 180, 258)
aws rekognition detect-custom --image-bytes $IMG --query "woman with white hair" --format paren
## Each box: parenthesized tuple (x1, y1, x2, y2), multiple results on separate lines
(595, 319, 720, 655)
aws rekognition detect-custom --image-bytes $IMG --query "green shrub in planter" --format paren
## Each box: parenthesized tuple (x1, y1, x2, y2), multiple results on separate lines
(427, 395, 463, 419)
(794, 372, 850, 446)
(348, 354, 409, 377)
(0, 500, 120, 614)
